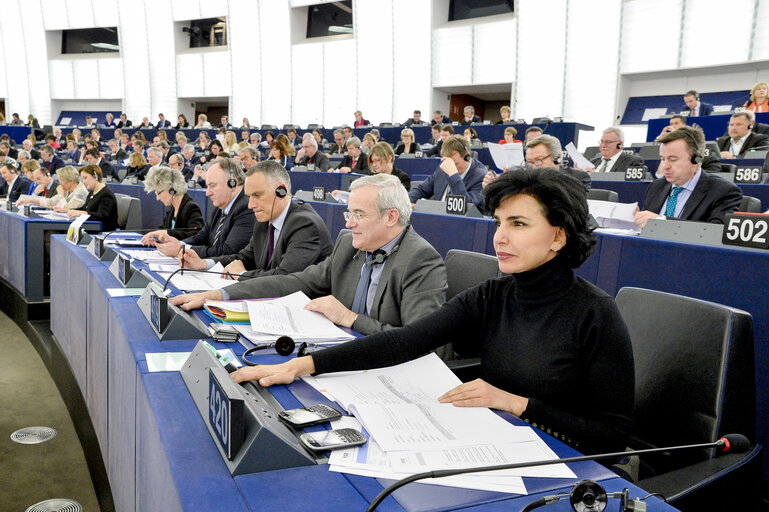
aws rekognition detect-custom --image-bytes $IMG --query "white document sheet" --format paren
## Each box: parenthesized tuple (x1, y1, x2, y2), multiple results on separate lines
(38, 211, 70, 221)
(120, 249, 178, 264)
(487, 142, 524, 170)
(565, 142, 596, 170)
(246, 292, 356, 341)
(161, 263, 236, 291)
(588, 200, 640, 231)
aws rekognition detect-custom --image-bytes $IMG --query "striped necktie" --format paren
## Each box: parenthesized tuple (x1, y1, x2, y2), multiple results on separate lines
(212, 213, 226, 246)
(665, 187, 683, 217)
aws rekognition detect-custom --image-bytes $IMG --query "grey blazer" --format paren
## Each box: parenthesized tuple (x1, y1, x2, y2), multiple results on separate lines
(225, 227, 447, 335)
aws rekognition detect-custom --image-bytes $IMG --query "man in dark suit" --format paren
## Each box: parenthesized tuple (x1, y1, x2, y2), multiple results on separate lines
(85, 148, 120, 182)
(335, 137, 370, 174)
(155, 158, 255, 258)
(589, 127, 644, 173)
(156, 113, 171, 129)
(431, 110, 451, 126)
(717, 111, 769, 158)
(681, 90, 714, 116)
(0, 162, 32, 202)
(22, 140, 40, 161)
(116, 113, 132, 128)
(404, 110, 427, 127)
(171, 173, 447, 336)
(460, 105, 482, 125)
(409, 135, 487, 212)
(40, 145, 66, 174)
(426, 124, 453, 157)
(31, 167, 59, 199)
(179, 160, 333, 279)
(296, 138, 331, 171)
(634, 127, 741, 228)
(329, 129, 346, 155)
(220, 115, 233, 129)
(168, 152, 194, 180)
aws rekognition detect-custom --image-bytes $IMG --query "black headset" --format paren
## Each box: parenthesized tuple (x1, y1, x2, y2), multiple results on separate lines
(275, 185, 287, 198)
(168, 186, 176, 195)
(520, 479, 651, 512)
(219, 158, 240, 188)
(240, 335, 322, 365)
(356, 225, 410, 266)
(678, 128, 704, 164)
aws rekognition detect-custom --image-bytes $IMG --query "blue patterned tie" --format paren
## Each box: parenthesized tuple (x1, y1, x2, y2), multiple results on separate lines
(665, 186, 683, 217)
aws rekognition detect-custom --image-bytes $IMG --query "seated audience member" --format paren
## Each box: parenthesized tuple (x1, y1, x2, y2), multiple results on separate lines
(68, 164, 119, 231)
(19, 160, 39, 196)
(241, 118, 252, 129)
(45, 134, 61, 150)
(681, 89, 713, 116)
(360, 133, 376, 154)
(0, 140, 17, 160)
(429, 124, 441, 145)
(498, 126, 521, 144)
(85, 148, 120, 182)
(463, 127, 482, 146)
(286, 128, 300, 148)
(353, 110, 370, 128)
(83, 116, 95, 128)
(496, 105, 513, 124)
(228, 168, 634, 456)
(179, 160, 333, 280)
(27, 114, 40, 128)
(138, 117, 152, 129)
(17, 149, 30, 168)
(276, 134, 296, 157)
(409, 135, 486, 211)
(394, 128, 419, 155)
(33, 165, 88, 211)
(220, 115, 232, 129)
(656, 114, 687, 140)
(172, 174, 447, 336)
(296, 137, 330, 171)
(634, 126, 742, 228)
(369, 142, 410, 190)
(312, 129, 327, 147)
(168, 152, 193, 181)
(342, 125, 354, 143)
(22, 139, 40, 161)
(461, 105, 482, 125)
(31, 166, 59, 199)
(329, 129, 346, 155)
(335, 137, 370, 174)
(116, 113, 132, 128)
(717, 111, 769, 158)
(126, 152, 149, 181)
(175, 114, 190, 129)
(239, 146, 260, 171)
(223, 130, 240, 154)
(404, 110, 427, 126)
(744, 81, 769, 113)
(53, 128, 65, 145)
(195, 113, 212, 129)
(139, 166, 205, 240)
(483, 135, 591, 193)
(151, 158, 255, 258)
(0, 162, 32, 202)
(205, 139, 224, 164)
(431, 110, 451, 126)
(64, 140, 79, 162)
(268, 140, 294, 170)
(524, 126, 544, 146)
(107, 139, 127, 163)
(103, 113, 116, 128)
(589, 127, 644, 173)
(249, 132, 262, 149)
(41, 145, 66, 175)
(10, 113, 23, 125)
(426, 124, 454, 157)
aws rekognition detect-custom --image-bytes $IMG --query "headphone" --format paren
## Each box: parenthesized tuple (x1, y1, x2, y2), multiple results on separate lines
(355, 225, 410, 266)
(520, 480, 650, 512)
(168, 186, 176, 195)
(275, 185, 287, 198)
(678, 128, 704, 164)
(219, 157, 240, 188)
(552, 153, 561, 165)
(240, 335, 322, 365)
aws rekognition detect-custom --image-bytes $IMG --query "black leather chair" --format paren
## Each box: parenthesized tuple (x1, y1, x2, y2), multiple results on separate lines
(738, 195, 762, 213)
(615, 287, 761, 509)
(587, 188, 619, 202)
(583, 146, 599, 160)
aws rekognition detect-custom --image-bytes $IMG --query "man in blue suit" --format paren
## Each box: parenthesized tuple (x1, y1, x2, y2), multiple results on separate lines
(408, 135, 486, 213)
(682, 90, 714, 116)
(156, 113, 171, 128)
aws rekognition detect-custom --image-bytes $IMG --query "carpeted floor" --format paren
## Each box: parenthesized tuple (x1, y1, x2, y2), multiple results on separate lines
(0, 309, 100, 512)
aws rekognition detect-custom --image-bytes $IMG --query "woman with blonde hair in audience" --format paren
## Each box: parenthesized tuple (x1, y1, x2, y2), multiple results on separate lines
(42, 166, 89, 211)
(195, 113, 212, 129)
(126, 151, 149, 181)
(496, 105, 513, 124)
(240, 118, 252, 129)
(744, 82, 769, 113)
(157, 130, 169, 144)
(394, 128, 418, 155)
(368, 142, 410, 190)
(361, 133, 376, 154)
(276, 134, 296, 156)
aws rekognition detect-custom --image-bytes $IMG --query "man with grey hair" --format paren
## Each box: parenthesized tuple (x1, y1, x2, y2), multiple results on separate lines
(239, 146, 260, 171)
(461, 105, 481, 125)
(172, 173, 447, 336)
(16, 150, 30, 166)
(179, 159, 333, 280)
(296, 136, 330, 171)
(168, 152, 193, 180)
(330, 129, 346, 155)
(335, 137, 370, 174)
(22, 139, 40, 161)
(588, 126, 643, 173)
(146, 146, 164, 168)
(181, 143, 198, 166)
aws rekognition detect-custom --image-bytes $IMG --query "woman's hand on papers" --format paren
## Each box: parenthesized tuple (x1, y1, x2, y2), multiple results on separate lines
(304, 295, 357, 328)
(169, 290, 223, 310)
(141, 229, 167, 246)
(68, 209, 86, 218)
(438, 378, 529, 417)
(230, 356, 316, 387)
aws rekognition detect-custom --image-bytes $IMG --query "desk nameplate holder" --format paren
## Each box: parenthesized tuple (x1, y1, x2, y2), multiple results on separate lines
(592, 171, 653, 182)
(180, 341, 323, 475)
(136, 282, 210, 341)
(87, 235, 118, 262)
(640, 219, 769, 253)
(295, 190, 337, 203)
(413, 199, 484, 218)
(108, 254, 151, 288)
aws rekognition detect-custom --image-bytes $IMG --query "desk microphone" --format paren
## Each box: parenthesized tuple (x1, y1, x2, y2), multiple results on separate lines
(366, 434, 750, 512)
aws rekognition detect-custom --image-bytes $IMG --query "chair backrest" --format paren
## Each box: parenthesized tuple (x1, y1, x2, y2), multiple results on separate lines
(583, 146, 599, 160)
(114, 193, 142, 230)
(739, 195, 762, 213)
(616, 287, 756, 473)
(117, 167, 128, 182)
(444, 249, 499, 301)
(638, 145, 661, 159)
(587, 188, 619, 202)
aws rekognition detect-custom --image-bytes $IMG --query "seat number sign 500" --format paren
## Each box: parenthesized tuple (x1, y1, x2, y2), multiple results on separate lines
(722, 213, 769, 249)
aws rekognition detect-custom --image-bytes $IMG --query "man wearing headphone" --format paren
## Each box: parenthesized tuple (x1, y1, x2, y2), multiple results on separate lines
(153, 157, 255, 258)
(172, 173, 447, 337)
(681, 89, 714, 117)
(716, 111, 769, 159)
(178, 160, 333, 279)
(0, 162, 32, 202)
(634, 126, 742, 228)
(31, 167, 59, 199)
(409, 135, 487, 212)
(588, 126, 644, 173)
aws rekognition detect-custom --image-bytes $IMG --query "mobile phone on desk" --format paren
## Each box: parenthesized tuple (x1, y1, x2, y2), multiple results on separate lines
(299, 428, 366, 452)
(278, 404, 342, 428)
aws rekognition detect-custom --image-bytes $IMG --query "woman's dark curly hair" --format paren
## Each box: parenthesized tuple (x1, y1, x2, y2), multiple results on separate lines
(482, 167, 596, 268)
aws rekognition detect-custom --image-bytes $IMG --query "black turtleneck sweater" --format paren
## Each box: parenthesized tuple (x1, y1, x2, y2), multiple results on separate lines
(312, 255, 634, 454)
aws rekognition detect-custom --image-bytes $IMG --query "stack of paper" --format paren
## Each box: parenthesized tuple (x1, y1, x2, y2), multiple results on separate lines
(588, 199, 641, 234)
(234, 291, 355, 345)
(156, 262, 237, 292)
(487, 142, 524, 171)
(38, 211, 71, 221)
(307, 354, 577, 494)
(203, 299, 251, 323)
(120, 249, 179, 265)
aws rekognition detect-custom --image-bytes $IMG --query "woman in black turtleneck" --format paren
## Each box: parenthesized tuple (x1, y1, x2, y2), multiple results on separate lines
(229, 167, 634, 455)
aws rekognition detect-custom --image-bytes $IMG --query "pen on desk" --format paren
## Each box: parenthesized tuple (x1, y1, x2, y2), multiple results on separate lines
(179, 245, 185, 275)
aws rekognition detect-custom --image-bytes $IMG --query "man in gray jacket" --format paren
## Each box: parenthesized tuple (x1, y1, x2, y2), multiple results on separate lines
(171, 174, 447, 335)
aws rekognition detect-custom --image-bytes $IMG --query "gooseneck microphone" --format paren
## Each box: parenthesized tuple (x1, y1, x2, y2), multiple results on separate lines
(365, 434, 750, 512)
(161, 266, 255, 292)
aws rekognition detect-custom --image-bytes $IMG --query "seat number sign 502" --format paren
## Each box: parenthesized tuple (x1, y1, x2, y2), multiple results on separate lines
(722, 213, 769, 249)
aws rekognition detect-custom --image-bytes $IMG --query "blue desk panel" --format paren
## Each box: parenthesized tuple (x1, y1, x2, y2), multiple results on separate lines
(646, 112, 769, 142)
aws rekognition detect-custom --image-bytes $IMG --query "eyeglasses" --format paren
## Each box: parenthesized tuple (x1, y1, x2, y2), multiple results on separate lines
(343, 211, 369, 223)
(526, 156, 552, 167)
(599, 139, 620, 146)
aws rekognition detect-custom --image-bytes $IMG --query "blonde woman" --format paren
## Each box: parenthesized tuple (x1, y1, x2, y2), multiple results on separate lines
(744, 82, 769, 113)
(195, 113, 212, 129)
(223, 130, 240, 154)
